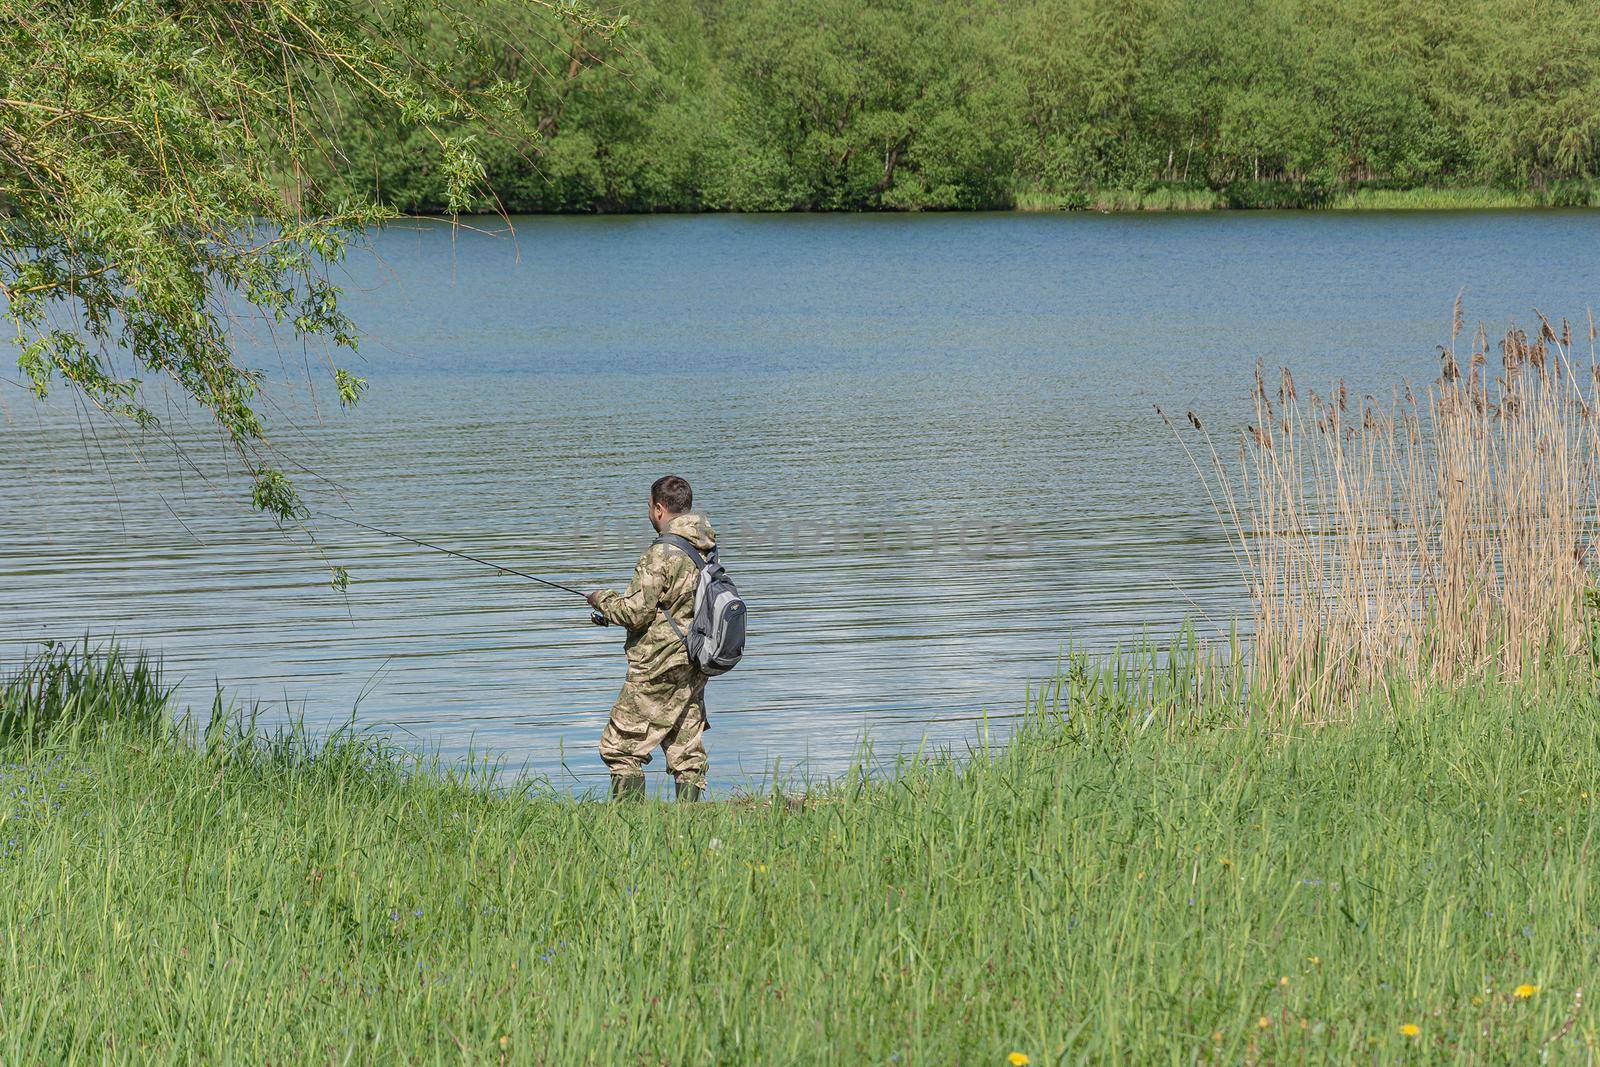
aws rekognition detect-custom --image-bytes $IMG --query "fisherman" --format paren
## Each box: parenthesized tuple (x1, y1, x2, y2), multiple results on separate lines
(587, 475, 715, 802)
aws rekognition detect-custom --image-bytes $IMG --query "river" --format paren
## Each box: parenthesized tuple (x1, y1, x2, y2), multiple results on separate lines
(3, 210, 1598, 790)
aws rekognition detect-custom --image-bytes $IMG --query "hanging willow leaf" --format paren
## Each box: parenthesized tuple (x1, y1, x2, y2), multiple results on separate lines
(0, 0, 623, 523)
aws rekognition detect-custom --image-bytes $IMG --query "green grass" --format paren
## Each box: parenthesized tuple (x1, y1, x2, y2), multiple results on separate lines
(1012, 186, 1224, 212)
(2, 643, 1598, 1062)
(1013, 182, 1599, 212)
(1326, 185, 1600, 210)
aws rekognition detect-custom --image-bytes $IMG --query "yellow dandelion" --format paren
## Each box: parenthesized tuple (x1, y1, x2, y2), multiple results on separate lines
(1211, 1031, 1223, 1043)
(1008, 1053, 1030, 1066)
(1257, 1016, 1271, 1029)
(1400, 1024, 1420, 1038)
(498, 1035, 510, 1051)
(1515, 984, 1539, 999)
(1279, 976, 1289, 986)
(1307, 955, 1320, 965)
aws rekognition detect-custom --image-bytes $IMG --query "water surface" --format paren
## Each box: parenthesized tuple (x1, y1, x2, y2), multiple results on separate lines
(3, 211, 1597, 789)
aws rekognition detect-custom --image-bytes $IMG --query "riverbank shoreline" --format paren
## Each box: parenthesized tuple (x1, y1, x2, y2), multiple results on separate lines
(1016, 184, 1599, 212)
(389, 184, 1600, 220)
(1, 643, 1593, 1061)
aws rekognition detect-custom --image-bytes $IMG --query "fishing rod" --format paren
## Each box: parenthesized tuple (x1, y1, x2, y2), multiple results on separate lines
(325, 514, 592, 602)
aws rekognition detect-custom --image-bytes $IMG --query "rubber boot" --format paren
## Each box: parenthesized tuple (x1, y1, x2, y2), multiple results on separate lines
(675, 779, 703, 803)
(611, 774, 645, 802)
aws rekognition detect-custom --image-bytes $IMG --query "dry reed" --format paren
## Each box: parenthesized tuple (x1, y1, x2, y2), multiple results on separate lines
(1167, 304, 1600, 720)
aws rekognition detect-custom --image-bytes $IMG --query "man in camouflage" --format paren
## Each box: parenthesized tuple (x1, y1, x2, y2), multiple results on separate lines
(587, 475, 713, 802)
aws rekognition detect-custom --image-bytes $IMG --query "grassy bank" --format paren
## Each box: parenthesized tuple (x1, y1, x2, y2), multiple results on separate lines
(2, 643, 1596, 1063)
(1012, 183, 1600, 212)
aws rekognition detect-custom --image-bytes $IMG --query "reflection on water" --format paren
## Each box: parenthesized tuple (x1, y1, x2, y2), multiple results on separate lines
(3, 211, 1597, 789)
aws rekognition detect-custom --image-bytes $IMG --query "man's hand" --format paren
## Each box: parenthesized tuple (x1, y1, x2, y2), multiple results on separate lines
(586, 591, 602, 609)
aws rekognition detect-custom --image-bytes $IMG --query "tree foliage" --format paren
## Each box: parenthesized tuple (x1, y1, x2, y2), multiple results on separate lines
(320, 0, 1600, 213)
(0, 0, 618, 526)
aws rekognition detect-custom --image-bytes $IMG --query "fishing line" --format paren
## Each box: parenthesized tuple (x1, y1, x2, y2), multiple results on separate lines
(324, 514, 590, 600)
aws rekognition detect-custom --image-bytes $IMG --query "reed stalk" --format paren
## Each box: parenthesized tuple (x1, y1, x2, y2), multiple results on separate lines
(1169, 306, 1600, 720)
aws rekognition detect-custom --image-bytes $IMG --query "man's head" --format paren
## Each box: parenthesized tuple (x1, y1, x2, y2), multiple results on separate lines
(649, 475, 692, 532)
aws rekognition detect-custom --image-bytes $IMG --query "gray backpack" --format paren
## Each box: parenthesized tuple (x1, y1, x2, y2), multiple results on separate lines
(655, 534, 746, 676)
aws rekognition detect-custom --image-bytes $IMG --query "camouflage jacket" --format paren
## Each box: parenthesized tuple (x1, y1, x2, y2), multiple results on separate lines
(593, 513, 716, 680)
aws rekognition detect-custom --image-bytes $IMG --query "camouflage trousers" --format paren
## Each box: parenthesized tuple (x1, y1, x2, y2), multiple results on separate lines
(598, 664, 708, 789)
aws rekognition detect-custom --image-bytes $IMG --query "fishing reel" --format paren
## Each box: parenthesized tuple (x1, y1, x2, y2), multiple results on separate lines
(590, 612, 610, 627)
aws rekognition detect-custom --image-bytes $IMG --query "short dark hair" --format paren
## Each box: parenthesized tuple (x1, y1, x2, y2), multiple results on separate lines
(651, 475, 692, 514)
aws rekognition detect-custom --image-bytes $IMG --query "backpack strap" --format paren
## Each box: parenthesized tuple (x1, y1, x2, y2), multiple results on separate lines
(653, 534, 707, 570)
(652, 534, 706, 640)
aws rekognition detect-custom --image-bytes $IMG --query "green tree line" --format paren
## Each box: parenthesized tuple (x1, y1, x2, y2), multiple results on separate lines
(314, 0, 1600, 212)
